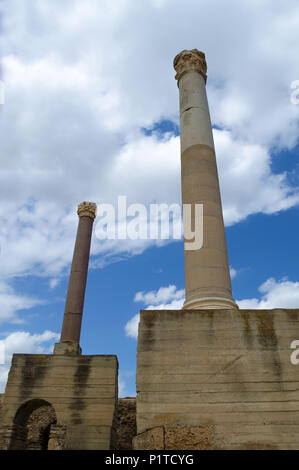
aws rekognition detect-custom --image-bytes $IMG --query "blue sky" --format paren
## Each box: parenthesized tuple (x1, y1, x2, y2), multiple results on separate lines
(0, 0, 299, 397)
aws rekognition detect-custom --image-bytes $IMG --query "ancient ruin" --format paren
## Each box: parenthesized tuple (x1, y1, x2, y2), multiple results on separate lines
(0, 50, 298, 450)
(133, 49, 299, 450)
(0, 201, 118, 450)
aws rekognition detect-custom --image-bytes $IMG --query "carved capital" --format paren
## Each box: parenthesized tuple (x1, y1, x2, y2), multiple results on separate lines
(77, 201, 97, 219)
(173, 49, 207, 84)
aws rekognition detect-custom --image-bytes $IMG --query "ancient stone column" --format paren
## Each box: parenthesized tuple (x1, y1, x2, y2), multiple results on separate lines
(54, 201, 97, 354)
(174, 49, 237, 309)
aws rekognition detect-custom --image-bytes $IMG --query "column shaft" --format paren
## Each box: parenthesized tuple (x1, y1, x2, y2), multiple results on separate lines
(60, 202, 97, 344)
(174, 50, 237, 309)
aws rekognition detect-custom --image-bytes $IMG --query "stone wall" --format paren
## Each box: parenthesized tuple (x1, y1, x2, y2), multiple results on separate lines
(135, 308, 299, 450)
(116, 397, 136, 449)
(0, 353, 118, 450)
(1, 393, 136, 450)
(0, 394, 4, 420)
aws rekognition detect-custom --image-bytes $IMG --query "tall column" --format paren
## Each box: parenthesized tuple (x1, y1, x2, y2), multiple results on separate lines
(174, 49, 237, 309)
(55, 201, 97, 354)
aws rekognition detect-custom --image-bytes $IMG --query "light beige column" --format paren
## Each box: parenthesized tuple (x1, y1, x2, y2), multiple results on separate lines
(174, 49, 237, 309)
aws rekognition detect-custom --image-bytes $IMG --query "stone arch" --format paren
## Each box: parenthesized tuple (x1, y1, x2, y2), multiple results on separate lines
(9, 399, 57, 450)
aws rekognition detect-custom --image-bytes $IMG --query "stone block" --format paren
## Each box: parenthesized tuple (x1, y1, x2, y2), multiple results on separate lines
(0, 353, 118, 450)
(165, 426, 212, 450)
(133, 426, 164, 450)
(136, 308, 299, 450)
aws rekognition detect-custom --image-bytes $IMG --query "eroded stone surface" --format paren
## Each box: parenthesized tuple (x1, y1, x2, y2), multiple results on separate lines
(136, 308, 299, 450)
(25, 405, 56, 450)
(116, 397, 136, 450)
(165, 426, 212, 450)
(133, 426, 164, 450)
(134, 425, 213, 450)
(0, 354, 118, 450)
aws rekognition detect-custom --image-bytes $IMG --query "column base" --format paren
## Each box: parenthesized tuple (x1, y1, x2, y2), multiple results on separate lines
(136, 308, 299, 449)
(53, 342, 82, 356)
(183, 296, 238, 309)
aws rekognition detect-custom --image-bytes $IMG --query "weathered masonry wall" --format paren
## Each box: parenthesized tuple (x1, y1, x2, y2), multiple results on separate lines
(134, 309, 299, 450)
(0, 394, 4, 412)
(0, 354, 118, 450)
(116, 397, 136, 450)
(0, 395, 136, 450)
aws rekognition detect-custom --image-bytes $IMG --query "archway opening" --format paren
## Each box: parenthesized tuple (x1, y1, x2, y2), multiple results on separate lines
(10, 399, 57, 450)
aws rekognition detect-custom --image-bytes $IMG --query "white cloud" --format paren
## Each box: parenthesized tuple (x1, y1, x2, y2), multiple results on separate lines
(214, 129, 299, 225)
(0, 281, 42, 323)
(237, 278, 299, 309)
(0, 0, 299, 321)
(230, 267, 237, 280)
(134, 284, 185, 306)
(126, 285, 185, 338)
(118, 378, 126, 398)
(49, 278, 59, 289)
(0, 330, 59, 392)
(3, 55, 91, 91)
(125, 314, 140, 339)
(144, 298, 185, 311)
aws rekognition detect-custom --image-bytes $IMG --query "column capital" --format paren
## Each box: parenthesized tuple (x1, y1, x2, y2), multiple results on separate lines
(77, 201, 97, 219)
(173, 49, 207, 84)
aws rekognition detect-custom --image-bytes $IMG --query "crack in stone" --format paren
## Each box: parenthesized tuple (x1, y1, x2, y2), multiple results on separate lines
(207, 354, 244, 381)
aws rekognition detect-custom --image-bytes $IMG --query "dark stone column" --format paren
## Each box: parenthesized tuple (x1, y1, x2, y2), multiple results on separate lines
(54, 201, 97, 355)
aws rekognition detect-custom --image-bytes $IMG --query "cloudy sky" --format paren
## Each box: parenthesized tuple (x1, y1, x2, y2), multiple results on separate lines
(0, 0, 299, 396)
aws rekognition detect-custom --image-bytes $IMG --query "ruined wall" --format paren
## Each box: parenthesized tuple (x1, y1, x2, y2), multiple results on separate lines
(24, 405, 56, 450)
(0, 354, 118, 450)
(116, 397, 136, 450)
(1, 393, 136, 450)
(135, 309, 299, 450)
(0, 394, 4, 420)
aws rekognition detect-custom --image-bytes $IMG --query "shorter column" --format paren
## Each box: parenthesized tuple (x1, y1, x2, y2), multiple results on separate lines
(54, 201, 97, 355)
